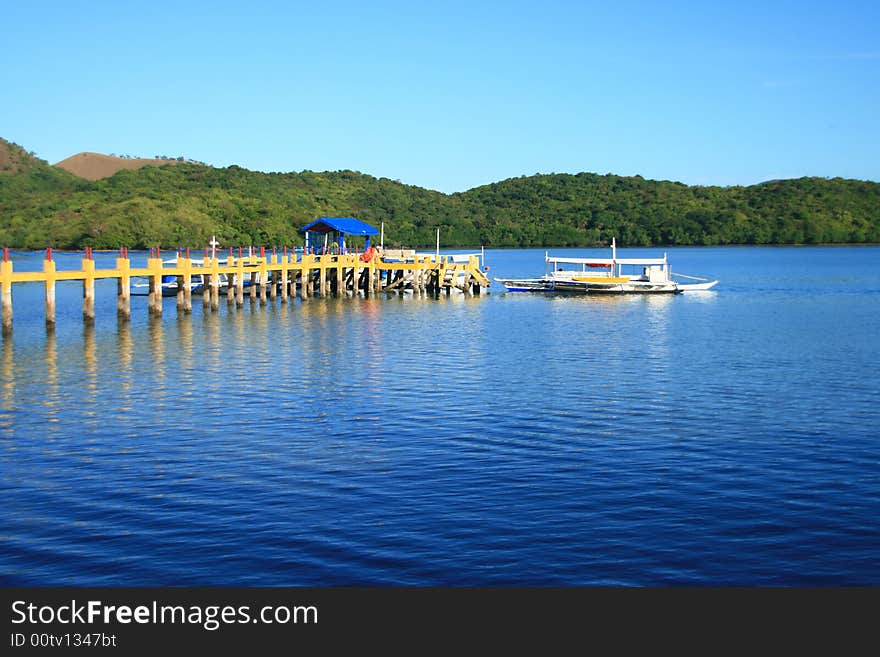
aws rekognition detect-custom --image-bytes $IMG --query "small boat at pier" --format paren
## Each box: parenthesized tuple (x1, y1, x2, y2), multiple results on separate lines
(495, 239, 718, 294)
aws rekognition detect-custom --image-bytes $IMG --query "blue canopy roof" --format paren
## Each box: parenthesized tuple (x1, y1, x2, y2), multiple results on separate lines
(300, 217, 378, 236)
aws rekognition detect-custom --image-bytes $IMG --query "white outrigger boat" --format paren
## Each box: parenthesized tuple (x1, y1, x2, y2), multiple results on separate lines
(495, 239, 718, 294)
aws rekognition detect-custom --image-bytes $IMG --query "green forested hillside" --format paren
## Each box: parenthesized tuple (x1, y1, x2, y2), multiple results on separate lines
(1, 138, 878, 248)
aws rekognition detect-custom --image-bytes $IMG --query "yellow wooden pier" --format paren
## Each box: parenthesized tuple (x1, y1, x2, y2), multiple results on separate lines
(0, 246, 490, 333)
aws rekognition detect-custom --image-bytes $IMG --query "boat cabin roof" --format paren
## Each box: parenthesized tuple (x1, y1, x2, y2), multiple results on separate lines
(546, 256, 668, 266)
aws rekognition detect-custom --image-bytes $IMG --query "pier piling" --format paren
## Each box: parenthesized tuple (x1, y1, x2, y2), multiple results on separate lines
(210, 272, 220, 311)
(116, 250, 131, 321)
(148, 250, 163, 316)
(1, 252, 11, 335)
(183, 272, 193, 313)
(44, 250, 56, 328)
(302, 261, 311, 298)
(176, 276, 185, 310)
(82, 250, 95, 322)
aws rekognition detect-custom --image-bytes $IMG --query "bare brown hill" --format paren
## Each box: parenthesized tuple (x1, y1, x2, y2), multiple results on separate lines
(53, 152, 184, 180)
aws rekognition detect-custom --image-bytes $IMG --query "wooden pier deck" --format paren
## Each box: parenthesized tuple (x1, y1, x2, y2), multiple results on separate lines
(0, 247, 490, 333)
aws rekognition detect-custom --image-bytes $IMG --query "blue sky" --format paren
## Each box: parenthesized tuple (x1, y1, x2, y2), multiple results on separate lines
(2, 0, 878, 193)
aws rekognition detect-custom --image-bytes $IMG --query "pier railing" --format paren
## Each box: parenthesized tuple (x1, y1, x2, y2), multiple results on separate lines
(0, 247, 490, 333)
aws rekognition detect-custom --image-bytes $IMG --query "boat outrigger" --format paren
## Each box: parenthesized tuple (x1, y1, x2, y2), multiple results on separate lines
(495, 239, 718, 294)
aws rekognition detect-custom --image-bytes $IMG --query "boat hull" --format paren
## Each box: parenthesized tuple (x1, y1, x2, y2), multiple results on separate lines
(493, 278, 554, 292)
(676, 280, 719, 292)
(496, 277, 680, 294)
(496, 278, 719, 294)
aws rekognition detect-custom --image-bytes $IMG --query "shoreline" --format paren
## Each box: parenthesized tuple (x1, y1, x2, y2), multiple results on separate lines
(4, 242, 880, 255)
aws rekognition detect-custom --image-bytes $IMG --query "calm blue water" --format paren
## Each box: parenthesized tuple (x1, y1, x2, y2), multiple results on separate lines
(1, 246, 878, 585)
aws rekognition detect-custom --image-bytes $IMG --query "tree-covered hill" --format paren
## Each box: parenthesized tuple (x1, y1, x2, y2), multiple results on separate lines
(1, 138, 878, 248)
(458, 173, 880, 246)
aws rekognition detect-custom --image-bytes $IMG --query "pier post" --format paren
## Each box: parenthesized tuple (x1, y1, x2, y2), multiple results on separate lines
(116, 250, 130, 321)
(235, 247, 244, 308)
(259, 256, 268, 305)
(235, 255, 245, 307)
(353, 256, 361, 296)
(202, 273, 211, 310)
(210, 268, 220, 312)
(440, 258, 449, 296)
(313, 258, 322, 297)
(225, 249, 234, 306)
(182, 248, 193, 313)
(183, 263, 193, 314)
(319, 260, 328, 297)
(279, 249, 289, 303)
(259, 278, 267, 304)
(176, 275, 186, 311)
(226, 274, 235, 305)
(204, 253, 217, 312)
(148, 250, 163, 316)
(82, 250, 95, 323)
(176, 251, 185, 312)
(302, 256, 312, 298)
(415, 258, 424, 294)
(249, 271, 258, 302)
(44, 250, 57, 328)
(1, 251, 12, 335)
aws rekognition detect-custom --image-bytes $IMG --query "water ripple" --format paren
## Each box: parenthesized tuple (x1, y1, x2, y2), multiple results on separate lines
(2, 247, 879, 584)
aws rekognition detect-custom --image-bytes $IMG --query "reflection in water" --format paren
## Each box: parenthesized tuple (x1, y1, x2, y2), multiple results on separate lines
(44, 332, 59, 435)
(202, 307, 221, 371)
(681, 290, 719, 304)
(177, 314, 194, 359)
(232, 303, 247, 358)
(176, 314, 194, 375)
(360, 298, 385, 380)
(641, 294, 673, 338)
(148, 316, 165, 393)
(299, 297, 333, 375)
(640, 295, 673, 393)
(83, 324, 98, 424)
(0, 338, 12, 437)
(116, 321, 133, 415)
(2, 338, 13, 409)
